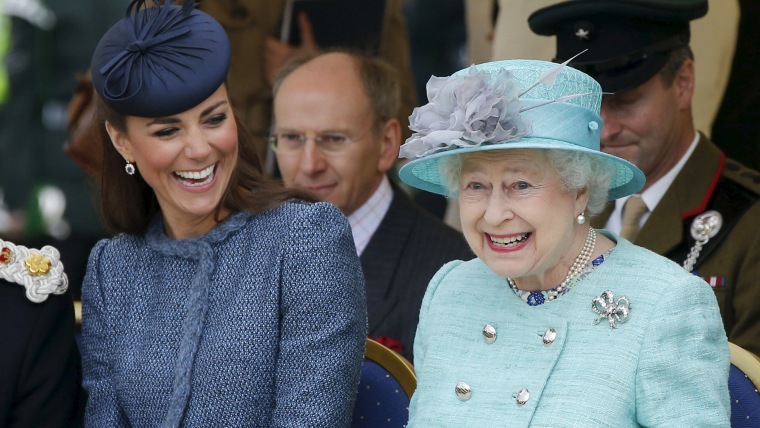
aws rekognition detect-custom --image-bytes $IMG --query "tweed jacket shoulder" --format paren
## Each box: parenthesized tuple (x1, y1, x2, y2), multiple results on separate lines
(360, 186, 472, 360)
(81, 201, 367, 427)
(592, 133, 760, 355)
(408, 232, 730, 427)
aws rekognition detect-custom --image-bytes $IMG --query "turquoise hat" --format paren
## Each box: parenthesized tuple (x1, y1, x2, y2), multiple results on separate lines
(398, 59, 645, 200)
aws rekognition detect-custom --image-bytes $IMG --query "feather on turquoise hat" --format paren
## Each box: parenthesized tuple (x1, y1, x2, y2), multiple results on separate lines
(398, 58, 645, 200)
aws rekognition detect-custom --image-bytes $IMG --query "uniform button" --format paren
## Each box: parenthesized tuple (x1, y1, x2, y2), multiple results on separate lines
(542, 328, 557, 345)
(483, 324, 497, 344)
(455, 382, 471, 401)
(515, 388, 530, 406)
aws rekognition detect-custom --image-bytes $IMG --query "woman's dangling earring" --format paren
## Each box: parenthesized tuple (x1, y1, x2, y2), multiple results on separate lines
(576, 212, 586, 225)
(125, 161, 136, 176)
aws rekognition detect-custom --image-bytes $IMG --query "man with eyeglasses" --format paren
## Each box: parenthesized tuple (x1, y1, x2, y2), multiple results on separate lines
(272, 50, 472, 360)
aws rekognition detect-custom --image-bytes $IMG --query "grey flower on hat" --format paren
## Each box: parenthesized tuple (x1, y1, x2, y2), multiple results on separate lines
(397, 57, 646, 199)
(400, 67, 529, 159)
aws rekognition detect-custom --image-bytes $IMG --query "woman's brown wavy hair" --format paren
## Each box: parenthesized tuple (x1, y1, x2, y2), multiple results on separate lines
(94, 90, 316, 235)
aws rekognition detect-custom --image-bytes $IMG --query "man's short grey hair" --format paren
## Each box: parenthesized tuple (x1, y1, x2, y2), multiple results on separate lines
(438, 149, 613, 217)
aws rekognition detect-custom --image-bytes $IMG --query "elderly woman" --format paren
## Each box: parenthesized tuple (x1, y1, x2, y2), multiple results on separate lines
(80, 1, 366, 426)
(398, 60, 730, 426)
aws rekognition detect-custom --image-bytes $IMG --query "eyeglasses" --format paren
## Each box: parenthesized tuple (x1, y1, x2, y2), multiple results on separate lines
(269, 131, 355, 155)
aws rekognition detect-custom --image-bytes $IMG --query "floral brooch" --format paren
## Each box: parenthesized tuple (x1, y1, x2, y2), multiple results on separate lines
(592, 290, 630, 329)
(0, 239, 68, 303)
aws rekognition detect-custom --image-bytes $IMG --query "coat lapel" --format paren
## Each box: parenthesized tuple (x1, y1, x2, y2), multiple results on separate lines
(636, 134, 722, 254)
(360, 185, 415, 335)
(592, 134, 723, 255)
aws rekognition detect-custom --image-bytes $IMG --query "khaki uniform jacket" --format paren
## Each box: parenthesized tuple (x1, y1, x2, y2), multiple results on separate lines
(593, 133, 760, 356)
(199, 0, 417, 159)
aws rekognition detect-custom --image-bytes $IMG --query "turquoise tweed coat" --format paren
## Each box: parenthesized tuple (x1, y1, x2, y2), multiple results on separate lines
(408, 231, 730, 427)
(81, 202, 367, 427)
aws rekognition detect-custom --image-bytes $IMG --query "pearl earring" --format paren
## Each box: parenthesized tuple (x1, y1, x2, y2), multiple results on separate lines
(125, 161, 136, 175)
(576, 212, 586, 225)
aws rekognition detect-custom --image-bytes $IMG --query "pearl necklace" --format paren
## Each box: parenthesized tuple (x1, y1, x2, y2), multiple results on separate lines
(508, 228, 597, 302)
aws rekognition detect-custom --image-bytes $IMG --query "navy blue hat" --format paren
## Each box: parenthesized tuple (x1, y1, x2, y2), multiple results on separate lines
(91, 0, 231, 117)
(528, 0, 707, 93)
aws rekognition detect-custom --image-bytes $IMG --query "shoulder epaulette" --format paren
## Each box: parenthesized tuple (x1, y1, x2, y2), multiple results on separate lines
(723, 159, 760, 195)
(0, 239, 68, 303)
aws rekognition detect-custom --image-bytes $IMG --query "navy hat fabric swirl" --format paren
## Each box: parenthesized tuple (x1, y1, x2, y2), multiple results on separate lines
(91, 0, 231, 117)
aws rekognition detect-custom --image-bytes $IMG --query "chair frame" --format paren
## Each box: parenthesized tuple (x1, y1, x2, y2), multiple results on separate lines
(364, 338, 417, 397)
(729, 342, 760, 388)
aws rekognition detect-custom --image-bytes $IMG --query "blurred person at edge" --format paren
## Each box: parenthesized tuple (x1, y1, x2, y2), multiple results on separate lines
(0, 0, 122, 308)
(0, 239, 81, 427)
(198, 0, 417, 164)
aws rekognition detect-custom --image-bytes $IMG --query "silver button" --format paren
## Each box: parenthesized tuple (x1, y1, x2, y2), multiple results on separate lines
(515, 388, 530, 406)
(542, 328, 557, 345)
(455, 382, 471, 401)
(482, 324, 497, 344)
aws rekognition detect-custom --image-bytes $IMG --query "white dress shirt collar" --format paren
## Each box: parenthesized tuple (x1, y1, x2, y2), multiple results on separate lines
(347, 175, 393, 256)
(606, 131, 699, 234)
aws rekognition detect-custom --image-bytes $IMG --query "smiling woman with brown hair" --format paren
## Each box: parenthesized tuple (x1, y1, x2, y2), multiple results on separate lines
(80, 1, 367, 426)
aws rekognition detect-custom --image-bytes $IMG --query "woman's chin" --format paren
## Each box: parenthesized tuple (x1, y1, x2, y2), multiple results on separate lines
(482, 258, 521, 279)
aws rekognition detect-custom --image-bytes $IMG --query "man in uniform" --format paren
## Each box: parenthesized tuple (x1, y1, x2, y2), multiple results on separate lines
(529, 0, 760, 355)
(0, 0, 120, 309)
(0, 240, 81, 426)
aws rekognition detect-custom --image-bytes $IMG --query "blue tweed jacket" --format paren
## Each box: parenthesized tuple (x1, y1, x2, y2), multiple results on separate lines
(408, 231, 730, 427)
(81, 201, 367, 427)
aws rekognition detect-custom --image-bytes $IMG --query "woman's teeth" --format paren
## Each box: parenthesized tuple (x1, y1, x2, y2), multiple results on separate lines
(175, 165, 215, 186)
(490, 233, 529, 247)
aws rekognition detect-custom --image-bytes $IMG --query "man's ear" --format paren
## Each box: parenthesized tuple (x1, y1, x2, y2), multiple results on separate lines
(377, 118, 402, 173)
(104, 120, 132, 160)
(674, 59, 695, 110)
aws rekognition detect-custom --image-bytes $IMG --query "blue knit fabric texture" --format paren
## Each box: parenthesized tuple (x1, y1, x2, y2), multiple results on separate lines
(81, 201, 367, 427)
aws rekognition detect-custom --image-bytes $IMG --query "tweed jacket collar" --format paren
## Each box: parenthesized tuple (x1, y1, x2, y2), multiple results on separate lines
(146, 211, 250, 258)
(143, 210, 251, 425)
